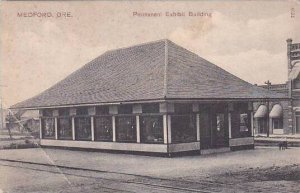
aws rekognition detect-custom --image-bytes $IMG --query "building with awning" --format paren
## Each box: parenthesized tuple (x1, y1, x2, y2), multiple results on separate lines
(254, 38, 300, 136)
(10, 39, 287, 156)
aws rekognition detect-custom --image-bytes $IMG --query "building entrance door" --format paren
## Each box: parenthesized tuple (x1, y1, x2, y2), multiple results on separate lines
(200, 105, 229, 149)
(213, 113, 228, 148)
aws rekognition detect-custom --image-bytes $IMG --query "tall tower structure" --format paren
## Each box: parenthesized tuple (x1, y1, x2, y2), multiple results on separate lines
(287, 38, 300, 134)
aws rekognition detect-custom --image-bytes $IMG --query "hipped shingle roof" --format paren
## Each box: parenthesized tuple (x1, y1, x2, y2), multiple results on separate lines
(11, 39, 286, 109)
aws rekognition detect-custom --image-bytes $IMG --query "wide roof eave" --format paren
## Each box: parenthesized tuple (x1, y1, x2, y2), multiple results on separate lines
(9, 96, 289, 110)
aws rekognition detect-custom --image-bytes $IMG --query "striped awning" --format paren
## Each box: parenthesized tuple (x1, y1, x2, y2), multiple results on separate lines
(289, 66, 300, 80)
(269, 104, 283, 118)
(254, 105, 268, 118)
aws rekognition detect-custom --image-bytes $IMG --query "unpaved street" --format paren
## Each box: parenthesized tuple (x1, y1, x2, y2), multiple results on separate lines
(0, 147, 299, 193)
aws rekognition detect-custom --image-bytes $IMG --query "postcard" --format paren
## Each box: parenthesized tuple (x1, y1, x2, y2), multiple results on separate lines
(0, 1, 299, 192)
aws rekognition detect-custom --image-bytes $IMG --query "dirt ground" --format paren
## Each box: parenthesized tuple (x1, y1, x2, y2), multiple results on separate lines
(0, 147, 299, 192)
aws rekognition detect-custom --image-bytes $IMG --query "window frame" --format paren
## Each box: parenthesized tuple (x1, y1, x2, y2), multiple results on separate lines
(115, 115, 137, 143)
(74, 115, 92, 141)
(170, 114, 197, 143)
(94, 115, 113, 142)
(140, 115, 164, 144)
(41, 117, 55, 139)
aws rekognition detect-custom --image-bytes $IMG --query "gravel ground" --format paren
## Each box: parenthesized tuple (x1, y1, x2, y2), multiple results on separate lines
(0, 147, 299, 192)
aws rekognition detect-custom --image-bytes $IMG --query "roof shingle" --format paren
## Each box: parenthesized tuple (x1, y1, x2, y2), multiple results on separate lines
(11, 39, 286, 109)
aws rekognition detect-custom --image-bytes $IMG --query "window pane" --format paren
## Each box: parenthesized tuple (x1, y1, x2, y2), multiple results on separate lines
(171, 115, 196, 143)
(75, 117, 91, 140)
(216, 113, 225, 132)
(59, 108, 70, 116)
(96, 106, 109, 115)
(58, 117, 72, 139)
(273, 118, 283, 129)
(140, 116, 163, 143)
(142, 103, 159, 113)
(94, 116, 113, 141)
(118, 105, 133, 114)
(116, 116, 136, 142)
(76, 107, 88, 116)
(43, 109, 53, 117)
(240, 113, 249, 132)
(42, 118, 55, 138)
(174, 104, 193, 114)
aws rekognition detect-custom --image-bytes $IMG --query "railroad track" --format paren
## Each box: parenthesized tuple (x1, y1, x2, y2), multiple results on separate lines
(0, 159, 216, 193)
(0, 159, 293, 193)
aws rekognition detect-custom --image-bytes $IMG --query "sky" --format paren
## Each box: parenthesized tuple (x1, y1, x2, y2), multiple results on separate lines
(1, 0, 300, 108)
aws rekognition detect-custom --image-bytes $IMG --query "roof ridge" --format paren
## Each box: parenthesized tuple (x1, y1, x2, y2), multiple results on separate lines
(105, 39, 170, 54)
(163, 39, 169, 98)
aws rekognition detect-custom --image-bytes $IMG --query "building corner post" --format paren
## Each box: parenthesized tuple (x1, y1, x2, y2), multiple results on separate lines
(72, 117, 75, 140)
(136, 115, 140, 143)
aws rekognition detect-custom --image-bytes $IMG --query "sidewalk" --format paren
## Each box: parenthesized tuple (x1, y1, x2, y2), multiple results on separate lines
(255, 134, 300, 140)
(255, 134, 300, 147)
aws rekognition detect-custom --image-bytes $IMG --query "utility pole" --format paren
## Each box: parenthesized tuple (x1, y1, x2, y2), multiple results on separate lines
(0, 84, 7, 130)
(265, 80, 272, 137)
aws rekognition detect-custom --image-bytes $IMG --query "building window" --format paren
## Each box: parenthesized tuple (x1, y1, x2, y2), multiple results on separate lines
(294, 80, 300, 89)
(116, 116, 136, 142)
(140, 115, 163, 143)
(240, 113, 249, 132)
(43, 109, 53, 117)
(118, 105, 133, 114)
(75, 117, 91, 140)
(94, 116, 113, 141)
(171, 115, 196, 143)
(59, 108, 69, 117)
(217, 113, 225, 132)
(142, 103, 159, 113)
(42, 118, 55, 139)
(76, 107, 88, 116)
(96, 106, 109, 115)
(258, 118, 267, 134)
(57, 117, 72, 139)
(57, 108, 72, 139)
(174, 103, 193, 114)
(273, 118, 283, 129)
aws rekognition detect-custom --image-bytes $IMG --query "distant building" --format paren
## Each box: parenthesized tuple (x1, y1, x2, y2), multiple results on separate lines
(253, 39, 300, 135)
(0, 108, 8, 130)
(10, 40, 285, 156)
(6, 110, 39, 133)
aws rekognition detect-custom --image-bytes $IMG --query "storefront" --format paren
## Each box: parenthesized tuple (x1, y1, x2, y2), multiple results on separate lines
(10, 39, 285, 156)
(37, 102, 255, 155)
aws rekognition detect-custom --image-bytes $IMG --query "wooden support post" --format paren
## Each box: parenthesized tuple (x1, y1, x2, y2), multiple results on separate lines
(163, 114, 168, 144)
(39, 118, 42, 139)
(72, 117, 75, 140)
(228, 113, 232, 139)
(136, 115, 140, 143)
(251, 112, 254, 136)
(112, 116, 116, 142)
(167, 115, 172, 143)
(91, 116, 95, 141)
(196, 114, 200, 141)
(54, 117, 58, 140)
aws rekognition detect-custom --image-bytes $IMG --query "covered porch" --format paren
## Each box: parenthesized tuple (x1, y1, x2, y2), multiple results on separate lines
(39, 101, 254, 156)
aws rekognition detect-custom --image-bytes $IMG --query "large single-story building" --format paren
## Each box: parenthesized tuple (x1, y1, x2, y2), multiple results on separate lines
(253, 39, 300, 136)
(11, 40, 286, 156)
